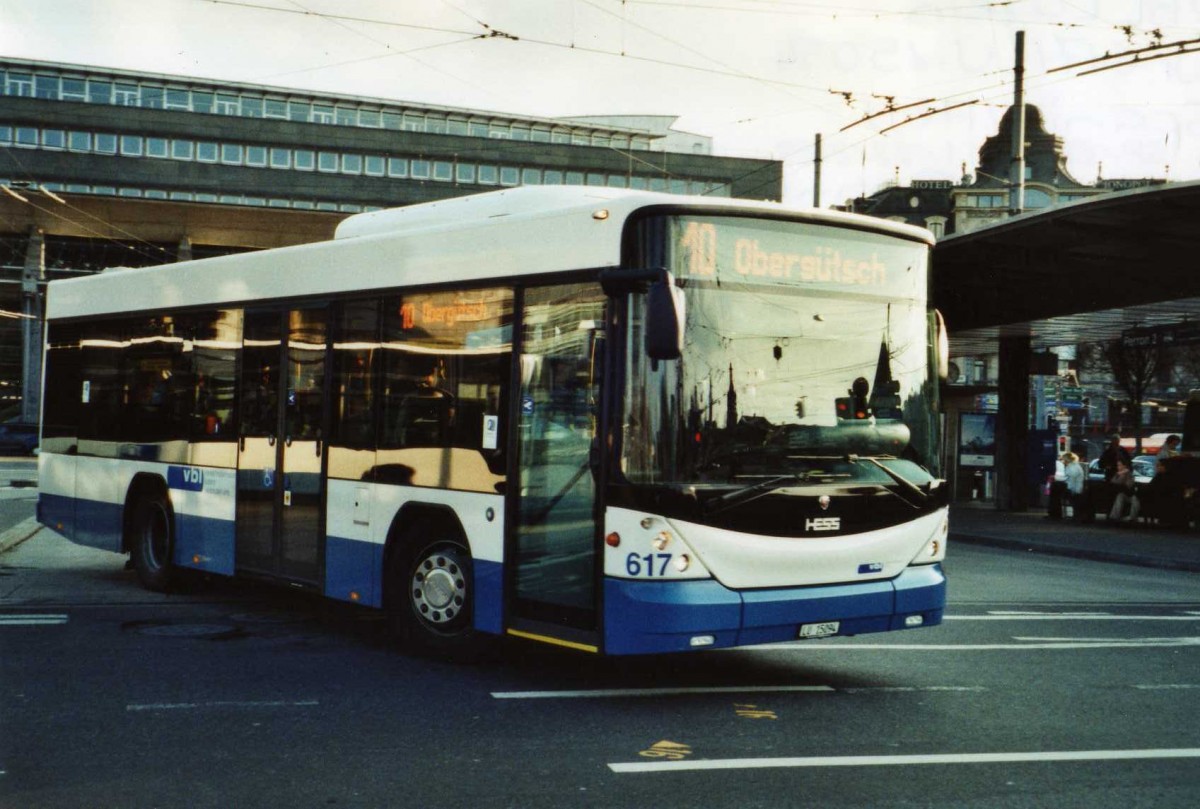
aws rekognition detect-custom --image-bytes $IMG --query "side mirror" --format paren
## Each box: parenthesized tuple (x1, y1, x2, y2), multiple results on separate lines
(645, 272, 685, 361)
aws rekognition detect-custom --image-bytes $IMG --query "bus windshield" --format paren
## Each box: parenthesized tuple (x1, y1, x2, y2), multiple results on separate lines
(623, 215, 939, 491)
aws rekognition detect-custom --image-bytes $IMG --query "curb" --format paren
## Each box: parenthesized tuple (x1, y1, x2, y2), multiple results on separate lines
(950, 531, 1200, 574)
(0, 516, 41, 555)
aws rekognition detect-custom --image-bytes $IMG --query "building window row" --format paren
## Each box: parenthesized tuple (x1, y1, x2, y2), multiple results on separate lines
(0, 124, 731, 197)
(0, 66, 656, 150)
(956, 193, 1007, 208)
(1, 177, 379, 213)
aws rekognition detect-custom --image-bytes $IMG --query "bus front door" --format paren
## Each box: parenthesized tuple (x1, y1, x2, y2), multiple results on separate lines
(511, 284, 606, 646)
(236, 308, 328, 584)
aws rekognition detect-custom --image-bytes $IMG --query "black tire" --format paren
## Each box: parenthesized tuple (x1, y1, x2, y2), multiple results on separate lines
(386, 521, 484, 661)
(130, 494, 177, 592)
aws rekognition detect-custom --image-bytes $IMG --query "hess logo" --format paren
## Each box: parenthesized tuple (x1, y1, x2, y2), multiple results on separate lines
(807, 497, 837, 531)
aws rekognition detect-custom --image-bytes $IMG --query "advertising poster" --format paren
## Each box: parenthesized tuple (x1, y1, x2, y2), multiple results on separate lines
(959, 412, 996, 468)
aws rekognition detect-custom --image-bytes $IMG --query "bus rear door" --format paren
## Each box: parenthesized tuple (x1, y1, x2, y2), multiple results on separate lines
(236, 307, 329, 584)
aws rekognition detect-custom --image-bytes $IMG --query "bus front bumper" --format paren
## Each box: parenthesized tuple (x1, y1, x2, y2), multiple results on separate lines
(602, 563, 945, 656)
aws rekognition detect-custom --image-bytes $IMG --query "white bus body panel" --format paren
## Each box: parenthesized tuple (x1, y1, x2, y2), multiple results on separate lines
(46, 187, 931, 322)
(604, 506, 947, 589)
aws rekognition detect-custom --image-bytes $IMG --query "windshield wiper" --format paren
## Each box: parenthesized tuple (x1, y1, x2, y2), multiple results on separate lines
(702, 471, 850, 517)
(848, 455, 929, 506)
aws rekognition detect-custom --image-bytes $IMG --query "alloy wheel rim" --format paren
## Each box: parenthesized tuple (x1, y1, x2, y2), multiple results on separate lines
(410, 548, 467, 627)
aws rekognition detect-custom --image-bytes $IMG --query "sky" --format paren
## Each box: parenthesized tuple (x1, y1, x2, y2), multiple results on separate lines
(3, 0, 1199, 207)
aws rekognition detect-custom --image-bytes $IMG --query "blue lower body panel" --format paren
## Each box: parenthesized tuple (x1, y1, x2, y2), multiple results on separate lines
(325, 535, 383, 607)
(76, 498, 124, 552)
(37, 493, 76, 542)
(604, 564, 946, 655)
(323, 536, 504, 637)
(174, 514, 235, 575)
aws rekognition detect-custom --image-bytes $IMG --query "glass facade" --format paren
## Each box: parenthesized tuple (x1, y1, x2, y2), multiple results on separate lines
(0, 123, 736, 209)
(0, 61, 657, 150)
(0, 59, 750, 215)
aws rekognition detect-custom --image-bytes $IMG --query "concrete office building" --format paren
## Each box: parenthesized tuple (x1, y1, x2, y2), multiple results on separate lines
(0, 57, 783, 421)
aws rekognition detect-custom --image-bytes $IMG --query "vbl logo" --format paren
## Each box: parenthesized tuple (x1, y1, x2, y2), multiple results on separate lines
(168, 466, 205, 492)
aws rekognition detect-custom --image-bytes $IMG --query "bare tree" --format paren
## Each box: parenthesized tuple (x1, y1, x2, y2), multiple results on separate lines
(1174, 344, 1200, 392)
(1096, 338, 1167, 453)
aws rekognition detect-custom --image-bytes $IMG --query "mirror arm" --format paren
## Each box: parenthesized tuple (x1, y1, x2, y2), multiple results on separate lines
(599, 267, 669, 296)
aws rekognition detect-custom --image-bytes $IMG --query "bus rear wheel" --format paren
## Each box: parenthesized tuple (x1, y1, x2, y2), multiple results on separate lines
(387, 524, 481, 661)
(130, 494, 177, 592)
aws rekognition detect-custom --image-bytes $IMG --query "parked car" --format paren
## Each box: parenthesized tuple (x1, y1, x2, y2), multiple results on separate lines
(0, 421, 38, 455)
(1087, 456, 1155, 485)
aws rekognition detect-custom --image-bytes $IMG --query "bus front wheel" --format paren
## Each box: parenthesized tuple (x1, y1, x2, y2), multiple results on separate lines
(130, 494, 177, 592)
(387, 523, 481, 661)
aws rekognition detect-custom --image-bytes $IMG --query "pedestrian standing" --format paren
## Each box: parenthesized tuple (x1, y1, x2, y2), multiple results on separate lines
(1159, 434, 1182, 460)
(1098, 433, 1132, 516)
(1047, 453, 1068, 519)
(1108, 459, 1140, 523)
(1099, 433, 1132, 480)
(1062, 452, 1086, 521)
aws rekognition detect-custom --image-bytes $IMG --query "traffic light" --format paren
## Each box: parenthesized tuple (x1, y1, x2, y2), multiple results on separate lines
(870, 380, 902, 420)
(835, 396, 870, 420)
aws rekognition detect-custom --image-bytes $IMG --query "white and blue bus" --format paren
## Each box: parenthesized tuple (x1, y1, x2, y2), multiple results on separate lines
(37, 186, 948, 657)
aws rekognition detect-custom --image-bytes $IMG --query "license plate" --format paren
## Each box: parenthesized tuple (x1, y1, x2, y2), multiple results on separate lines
(798, 621, 840, 639)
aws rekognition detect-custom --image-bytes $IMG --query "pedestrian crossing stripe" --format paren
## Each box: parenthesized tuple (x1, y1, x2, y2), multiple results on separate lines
(0, 614, 68, 625)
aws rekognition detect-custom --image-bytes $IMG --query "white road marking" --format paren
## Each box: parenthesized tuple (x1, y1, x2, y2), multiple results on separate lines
(951, 614, 1200, 621)
(0, 614, 67, 625)
(1134, 684, 1200, 690)
(126, 700, 319, 712)
(984, 610, 1113, 616)
(840, 686, 986, 693)
(491, 686, 835, 699)
(495, 685, 987, 700)
(1011, 636, 1200, 645)
(609, 748, 1200, 773)
(740, 637, 1200, 651)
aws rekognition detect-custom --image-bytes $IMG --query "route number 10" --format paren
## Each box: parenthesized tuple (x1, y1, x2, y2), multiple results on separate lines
(679, 222, 717, 277)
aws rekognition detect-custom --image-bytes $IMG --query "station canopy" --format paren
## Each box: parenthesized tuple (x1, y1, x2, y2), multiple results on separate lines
(934, 179, 1200, 357)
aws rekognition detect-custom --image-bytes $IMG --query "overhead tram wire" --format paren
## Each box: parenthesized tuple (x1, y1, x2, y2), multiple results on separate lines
(198, 0, 832, 96)
(877, 100, 980, 134)
(1076, 45, 1200, 76)
(818, 28, 1169, 153)
(1047, 35, 1200, 73)
(839, 97, 938, 132)
(624, 0, 1103, 28)
(1044, 36, 1200, 78)
(575, 0, 830, 110)
(196, 0, 482, 38)
(258, 0, 513, 105)
(260, 36, 483, 82)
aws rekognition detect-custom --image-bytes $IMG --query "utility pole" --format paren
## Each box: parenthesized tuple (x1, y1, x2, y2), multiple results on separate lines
(1009, 30, 1026, 216)
(21, 227, 44, 424)
(813, 133, 822, 208)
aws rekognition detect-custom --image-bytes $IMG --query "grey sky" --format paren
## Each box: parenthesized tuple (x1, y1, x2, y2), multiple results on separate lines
(4, 0, 1197, 205)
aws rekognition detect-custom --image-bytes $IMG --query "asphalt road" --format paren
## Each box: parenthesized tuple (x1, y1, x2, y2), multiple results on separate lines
(2, 491, 1199, 808)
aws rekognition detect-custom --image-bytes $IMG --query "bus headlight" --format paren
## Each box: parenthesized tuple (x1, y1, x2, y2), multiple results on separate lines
(912, 518, 948, 564)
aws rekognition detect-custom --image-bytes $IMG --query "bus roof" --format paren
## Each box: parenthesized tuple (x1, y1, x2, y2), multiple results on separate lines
(46, 186, 933, 321)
